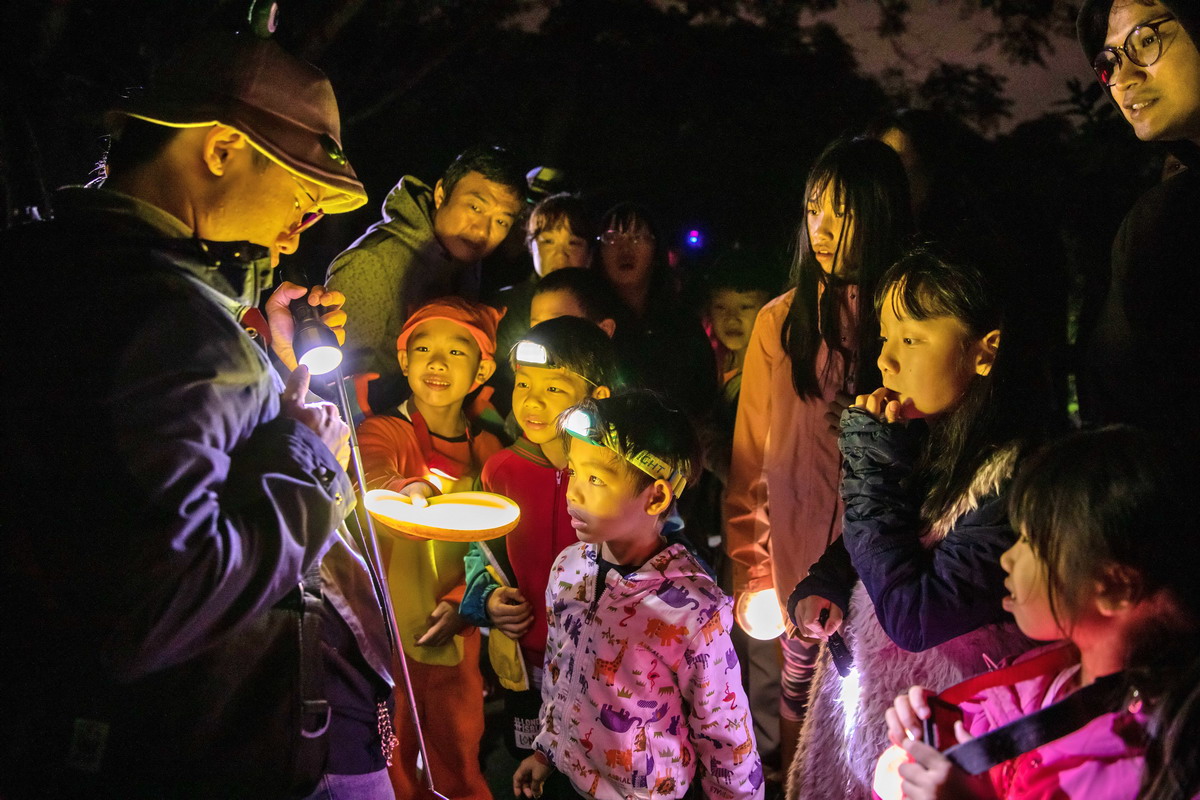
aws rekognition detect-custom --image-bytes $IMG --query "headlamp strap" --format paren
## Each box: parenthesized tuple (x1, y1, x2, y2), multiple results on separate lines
(565, 412, 685, 496)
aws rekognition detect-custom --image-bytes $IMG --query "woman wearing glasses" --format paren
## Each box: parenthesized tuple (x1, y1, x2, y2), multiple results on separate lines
(1076, 0, 1200, 442)
(593, 202, 719, 420)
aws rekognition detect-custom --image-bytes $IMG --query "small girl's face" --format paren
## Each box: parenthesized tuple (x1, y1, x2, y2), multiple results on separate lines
(806, 182, 856, 276)
(710, 288, 769, 354)
(1000, 532, 1061, 641)
(876, 286, 996, 419)
(529, 220, 589, 277)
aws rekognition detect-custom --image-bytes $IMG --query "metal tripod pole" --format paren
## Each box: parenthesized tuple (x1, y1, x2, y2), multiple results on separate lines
(334, 368, 448, 799)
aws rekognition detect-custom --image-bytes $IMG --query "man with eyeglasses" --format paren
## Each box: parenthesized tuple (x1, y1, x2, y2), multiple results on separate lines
(1076, 0, 1200, 433)
(0, 30, 400, 799)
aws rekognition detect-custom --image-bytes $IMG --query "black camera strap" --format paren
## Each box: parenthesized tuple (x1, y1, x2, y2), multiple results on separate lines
(940, 649, 1130, 775)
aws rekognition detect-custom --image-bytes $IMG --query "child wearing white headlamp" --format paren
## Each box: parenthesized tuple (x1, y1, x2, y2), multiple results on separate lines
(513, 391, 764, 800)
(459, 315, 619, 792)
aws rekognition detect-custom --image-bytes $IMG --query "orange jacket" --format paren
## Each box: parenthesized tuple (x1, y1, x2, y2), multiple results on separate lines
(357, 404, 502, 665)
(724, 287, 859, 607)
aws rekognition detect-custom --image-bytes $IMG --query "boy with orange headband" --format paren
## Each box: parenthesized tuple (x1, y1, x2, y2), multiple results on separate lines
(357, 295, 504, 800)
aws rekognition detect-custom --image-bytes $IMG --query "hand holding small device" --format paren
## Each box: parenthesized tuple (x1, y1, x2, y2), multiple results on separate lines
(922, 696, 965, 751)
(885, 686, 970, 749)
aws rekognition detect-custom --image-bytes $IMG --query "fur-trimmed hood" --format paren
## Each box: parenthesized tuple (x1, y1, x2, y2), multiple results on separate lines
(922, 443, 1020, 544)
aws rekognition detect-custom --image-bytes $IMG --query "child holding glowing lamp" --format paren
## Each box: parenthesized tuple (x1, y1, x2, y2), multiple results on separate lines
(874, 428, 1200, 800)
(513, 392, 763, 800)
(459, 316, 620, 788)
(356, 296, 505, 800)
(725, 139, 915, 769)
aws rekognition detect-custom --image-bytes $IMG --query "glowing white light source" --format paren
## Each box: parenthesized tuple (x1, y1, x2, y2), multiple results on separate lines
(298, 344, 343, 375)
(838, 664, 862, 741)
(514, 340, 550, 365)
(871, 743, 909, 800)
(563, 408, 593, 439)
(735, 589, 785, 640)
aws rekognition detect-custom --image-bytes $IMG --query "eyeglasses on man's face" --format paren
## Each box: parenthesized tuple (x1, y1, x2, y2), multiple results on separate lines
(288, 173, 325, 236)
(597, 230, 655, 246)
(1093, 15, 1176, 87)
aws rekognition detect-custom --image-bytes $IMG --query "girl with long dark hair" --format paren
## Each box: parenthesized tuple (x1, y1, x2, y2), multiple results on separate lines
(880, 426, 1200, 800)
(725, 137, 914, 772)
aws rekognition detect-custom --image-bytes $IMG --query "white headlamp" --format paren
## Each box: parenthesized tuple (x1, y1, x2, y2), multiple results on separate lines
(563, 408, 687, 496)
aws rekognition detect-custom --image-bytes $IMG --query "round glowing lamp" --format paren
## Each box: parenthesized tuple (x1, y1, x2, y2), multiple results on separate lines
(871, 743, 910, 800)
(735, 588, 785, 640)
(365, 489, 520, 542)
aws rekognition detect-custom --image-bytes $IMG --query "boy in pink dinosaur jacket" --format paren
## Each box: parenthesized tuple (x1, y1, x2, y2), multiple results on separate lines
(513, 391, 764, 800)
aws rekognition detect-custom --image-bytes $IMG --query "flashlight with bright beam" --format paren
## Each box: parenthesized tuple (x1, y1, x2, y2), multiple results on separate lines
(289, 297, 343, 375)
(872, 744, 909, 800)
(513, 340, 552, 368)
(512, 340, 597, 386)
(735, 589, 785, 640)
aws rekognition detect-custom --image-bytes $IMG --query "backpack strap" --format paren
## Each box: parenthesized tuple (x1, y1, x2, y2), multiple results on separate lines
(940, 645, 1079, 705)
(944, 669, 1128, 775)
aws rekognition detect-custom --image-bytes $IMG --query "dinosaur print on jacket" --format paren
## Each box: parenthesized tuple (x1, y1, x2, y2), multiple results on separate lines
(534, 542, 763, 800)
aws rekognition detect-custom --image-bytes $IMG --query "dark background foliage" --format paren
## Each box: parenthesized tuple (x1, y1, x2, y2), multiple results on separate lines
(0, 0, 1164, 301)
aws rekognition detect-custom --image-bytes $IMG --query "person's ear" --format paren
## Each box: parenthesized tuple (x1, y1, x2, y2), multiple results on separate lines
(475, 357, 497, 386)
(644, 479, 674, 517)
(974, 329, 1001, 376)
(591, 384, 611, 400)
(598, 318, 617, 338)
(202, 125, 250, 177)
(397, 348, 410, 375)
(1093, 563, 1142, 616)
(433, 179, 446, 210)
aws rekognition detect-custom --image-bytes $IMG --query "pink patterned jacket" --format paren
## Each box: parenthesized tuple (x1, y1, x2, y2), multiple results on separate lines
(534, 542, 764, 800)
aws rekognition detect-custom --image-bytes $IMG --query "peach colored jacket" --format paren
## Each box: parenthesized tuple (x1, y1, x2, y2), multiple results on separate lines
(725, 286, 860, 607)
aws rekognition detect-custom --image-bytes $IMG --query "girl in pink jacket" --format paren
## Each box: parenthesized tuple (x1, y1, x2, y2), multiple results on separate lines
(880, 427, 1200, 800)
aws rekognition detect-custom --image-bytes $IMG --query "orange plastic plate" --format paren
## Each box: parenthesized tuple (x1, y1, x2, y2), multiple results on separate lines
(364, 489, 520, 542)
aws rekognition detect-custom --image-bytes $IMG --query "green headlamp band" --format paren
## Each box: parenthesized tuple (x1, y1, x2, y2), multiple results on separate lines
(511, 340, 596, 386)
(563, 409, 687, 496)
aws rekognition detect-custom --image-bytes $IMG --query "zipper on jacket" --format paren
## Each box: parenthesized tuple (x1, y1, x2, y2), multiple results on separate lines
(553, 468, 564, 569)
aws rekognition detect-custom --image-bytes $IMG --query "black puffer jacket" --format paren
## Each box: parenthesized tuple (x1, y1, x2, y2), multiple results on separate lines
(789, 408, 1017, 653)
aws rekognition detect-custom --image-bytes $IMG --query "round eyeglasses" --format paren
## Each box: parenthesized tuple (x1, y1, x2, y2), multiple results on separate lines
(1092, 15, 1176, 87)
(597, 230, 655, 246)
(288, 173, 325, 236)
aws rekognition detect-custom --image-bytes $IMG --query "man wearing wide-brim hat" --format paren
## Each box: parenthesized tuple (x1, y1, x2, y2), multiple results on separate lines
(0, 29, 397, 800)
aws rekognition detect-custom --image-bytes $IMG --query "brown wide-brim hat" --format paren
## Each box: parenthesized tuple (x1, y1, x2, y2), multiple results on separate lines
(108, 30, 367, 213)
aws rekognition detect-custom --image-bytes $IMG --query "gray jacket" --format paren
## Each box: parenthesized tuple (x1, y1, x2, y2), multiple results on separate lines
(326, 176, 480, 384)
